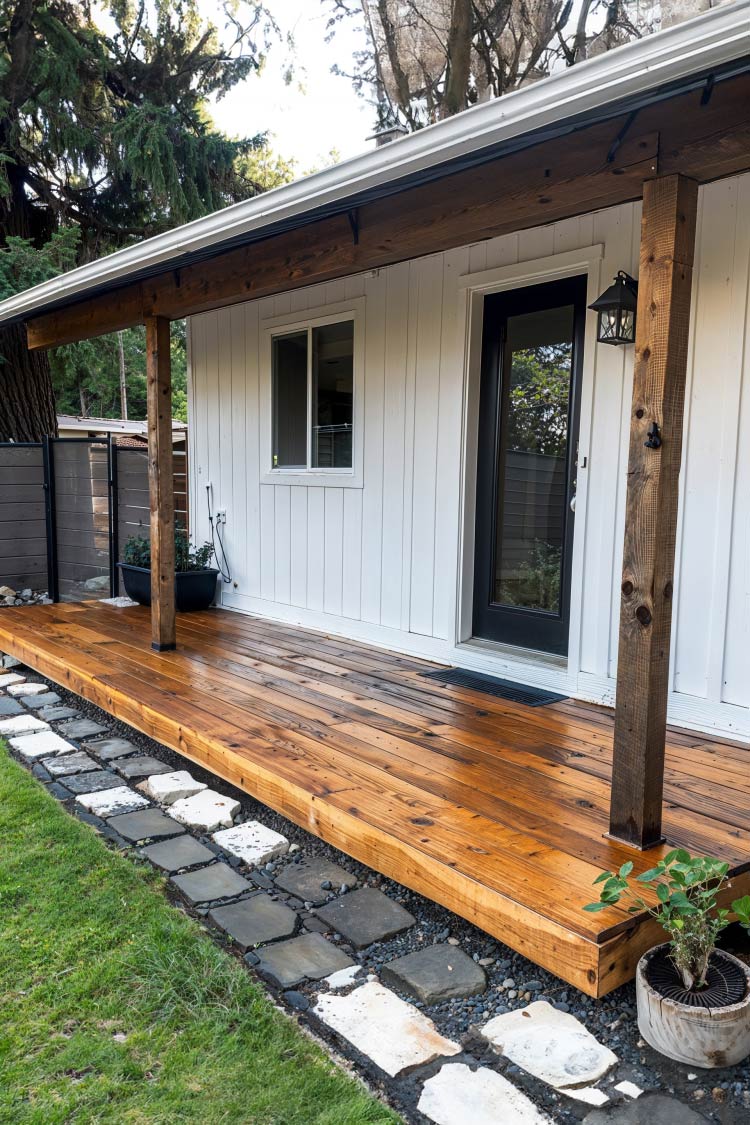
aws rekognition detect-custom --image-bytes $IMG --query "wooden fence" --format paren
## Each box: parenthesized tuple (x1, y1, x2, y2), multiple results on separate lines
(0, 445, 47, 591)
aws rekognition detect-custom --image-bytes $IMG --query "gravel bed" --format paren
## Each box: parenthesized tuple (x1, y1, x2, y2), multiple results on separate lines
(5, 660, 750, 1122)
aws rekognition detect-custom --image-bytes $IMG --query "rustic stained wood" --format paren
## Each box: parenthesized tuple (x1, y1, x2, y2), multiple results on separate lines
(610, 174, 699, 849)
(145, 315, 176, 651)
(0, 601, 748, 997)
(24, 73, 750, 350)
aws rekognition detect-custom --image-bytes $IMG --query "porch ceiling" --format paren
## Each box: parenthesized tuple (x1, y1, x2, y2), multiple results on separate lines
(1, 600, 748, 997)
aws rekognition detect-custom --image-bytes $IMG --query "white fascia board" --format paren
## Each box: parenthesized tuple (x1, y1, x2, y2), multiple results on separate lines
(1, 0, 748, 326)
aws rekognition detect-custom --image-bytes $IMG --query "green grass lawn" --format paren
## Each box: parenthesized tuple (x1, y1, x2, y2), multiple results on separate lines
(0, 744, 398, 1125)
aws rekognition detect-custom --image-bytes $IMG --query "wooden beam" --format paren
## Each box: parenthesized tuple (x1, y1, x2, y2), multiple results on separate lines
(24, 71, 750, 351)
(145, 315, 176, 652)
(609, 174, 699, 849)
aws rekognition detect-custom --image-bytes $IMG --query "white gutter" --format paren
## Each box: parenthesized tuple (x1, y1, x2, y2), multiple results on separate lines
(0, 0, 748, 326)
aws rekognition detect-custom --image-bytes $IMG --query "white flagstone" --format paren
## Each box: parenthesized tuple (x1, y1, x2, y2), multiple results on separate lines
(7, 682, 47, 697)
(313, 981, 460, 1077)
(0, 673, 24, 688)
(136, 770, 207, 805)
(212, 820, 289, 867)
(169, 789, 240, 832)
(8, 730, 74, 759)
(76, 786, 150, 817)
(481, 1002, 617, 1091)
(324, 965, 364, 990)
(0, 714, 50, 737)
(615, 1080, 643, 1099)
(417, 1063, 551, 1125)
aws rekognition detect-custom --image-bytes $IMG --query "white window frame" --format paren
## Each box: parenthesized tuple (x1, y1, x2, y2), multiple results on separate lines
(260, 299, 365, 487)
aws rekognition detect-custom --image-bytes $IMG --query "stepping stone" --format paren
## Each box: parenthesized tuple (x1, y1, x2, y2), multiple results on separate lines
(141, 835, 216, 874)
(0, 673, 24, 687)
(1, 655, 21, 669)
(209, 894, 297, 950)
(58, 718, 109, 740)
(8, 730, 71, 759)
(418, 1062, 550, 1124)
(108, 808, 185, 843)
(0, 714, 49, 737)
(171, 863, 251, 905)
(137, 770, 207, 805)
(325, 965, 364, 990)
(115, 756, 173, 781)
(583, 1094, 706, 1124)
(0, 695, 23, 716)
(481, 1001, 617, 1091)
(8, 682, 48, 697)
(315, 888, 415, 949)
(84, 737, 140, 761)
(382, 944, 486, 1004)
(38, 705, 80, 722)
(76, 786, 150, 817)
(64, 770, 123, 794)
(274, 857, 357, 905)
(169, 789, 240, 832)
(101, 596, 138, 608)
(256, 933, 354, 988)
(42, 751, 99, 777)
(313, 982, 460, 1077)
(22, 692, 61, 709)
(212, 821, 289, 867)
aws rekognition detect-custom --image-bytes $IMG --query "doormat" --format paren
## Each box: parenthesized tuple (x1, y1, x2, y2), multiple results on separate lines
(420, 667, 567, 707)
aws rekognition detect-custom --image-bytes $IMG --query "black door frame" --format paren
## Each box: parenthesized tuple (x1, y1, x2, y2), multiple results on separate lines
(472, 274, 587, 656)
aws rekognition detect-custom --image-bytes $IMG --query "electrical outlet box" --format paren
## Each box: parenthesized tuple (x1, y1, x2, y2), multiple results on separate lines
(216, 509, 227, 525)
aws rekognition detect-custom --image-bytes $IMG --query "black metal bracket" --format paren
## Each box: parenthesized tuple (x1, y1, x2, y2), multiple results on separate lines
(700, 74, 715, 107)
(107, 434, 119, 597)
(645, 421, 662, 449)
(606, 109, 639, 164)
(41, 435, 59, 603)
(347, 208, 360, 245)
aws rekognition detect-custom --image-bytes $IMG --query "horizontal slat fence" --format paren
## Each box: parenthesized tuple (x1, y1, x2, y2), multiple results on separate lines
(0, 445, 47, 591)
(115, 446, 188, 594)
(54, 440, 111, 601)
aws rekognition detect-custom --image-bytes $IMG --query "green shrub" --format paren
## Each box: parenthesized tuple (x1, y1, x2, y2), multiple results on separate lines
(123, 523, 214, 573)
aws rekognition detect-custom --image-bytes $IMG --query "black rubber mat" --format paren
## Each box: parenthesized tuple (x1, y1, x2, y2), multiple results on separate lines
(420, 666, 567, 706)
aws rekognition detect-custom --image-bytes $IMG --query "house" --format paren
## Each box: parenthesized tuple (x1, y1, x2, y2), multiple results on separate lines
(56, 414, 187, 446)
(0, 3, 749, 995)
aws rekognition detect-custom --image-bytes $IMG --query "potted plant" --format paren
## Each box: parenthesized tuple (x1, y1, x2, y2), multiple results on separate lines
(118, 525, 219, 612)
(586, 851, 750, 1068)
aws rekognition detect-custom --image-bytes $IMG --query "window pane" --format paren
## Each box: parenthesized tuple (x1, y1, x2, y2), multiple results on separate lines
(272, 331, 308, 468)
(311, 321, 353, 468)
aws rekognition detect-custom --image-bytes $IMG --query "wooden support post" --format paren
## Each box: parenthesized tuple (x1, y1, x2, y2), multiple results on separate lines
(145, 315, 176, 652)
(609, 174, 698, 849)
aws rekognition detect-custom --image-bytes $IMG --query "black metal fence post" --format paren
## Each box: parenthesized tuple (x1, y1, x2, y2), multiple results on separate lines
(41, 435, 59, 603)
(107, 435, 119, 597)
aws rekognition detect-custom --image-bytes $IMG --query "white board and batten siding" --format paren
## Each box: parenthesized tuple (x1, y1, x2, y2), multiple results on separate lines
(188, 172, 750, 742)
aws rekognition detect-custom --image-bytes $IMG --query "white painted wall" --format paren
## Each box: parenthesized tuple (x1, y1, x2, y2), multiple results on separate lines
(188, 173, 750, 742)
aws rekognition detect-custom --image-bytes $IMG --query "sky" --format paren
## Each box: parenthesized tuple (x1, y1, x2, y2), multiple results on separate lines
(208, 2, 375, 171)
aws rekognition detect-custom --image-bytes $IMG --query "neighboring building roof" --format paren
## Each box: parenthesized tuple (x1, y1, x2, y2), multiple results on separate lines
(0, 1, 748, 329)
(57, 415, 186, 436)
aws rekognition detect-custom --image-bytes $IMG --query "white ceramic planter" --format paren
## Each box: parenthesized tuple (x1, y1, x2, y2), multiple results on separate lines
(637, 944, 750, 1068)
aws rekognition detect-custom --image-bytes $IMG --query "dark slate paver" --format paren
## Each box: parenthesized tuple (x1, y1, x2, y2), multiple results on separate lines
(84, 737, 140, 760)
(256, 933, 354, 988)
(114, 756, 173, 780)
(0, 696, 23, 716)
(42, 752, 99, 778)
(141, 835, 217, 874)
(381, 944, 486, 1004)
(315, 888, 415, 949)
(171, 863, 252, 905)
(274, 857, 357, 905)
(38, 705, 80, 722)
(58, 718, 110, 740)
(107, 808, 185, 843)
(22, 691, 61, 709)
(209, 895, 297, 951)
(63, 770, 122, 794)
(583, 1094, 707, 1124)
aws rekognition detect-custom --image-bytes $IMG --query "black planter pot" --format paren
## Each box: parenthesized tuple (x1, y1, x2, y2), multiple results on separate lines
(117, 563, 219, 612)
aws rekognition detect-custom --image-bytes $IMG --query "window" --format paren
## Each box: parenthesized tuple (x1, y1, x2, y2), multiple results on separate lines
(272, 318, 354, 471)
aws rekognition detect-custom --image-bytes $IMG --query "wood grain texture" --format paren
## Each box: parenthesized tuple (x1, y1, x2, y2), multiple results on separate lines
(610, 175, 699, 848)
(24, 73, 750, 350)
(0, 601, 748, 997)
(145, 315, 176, 650)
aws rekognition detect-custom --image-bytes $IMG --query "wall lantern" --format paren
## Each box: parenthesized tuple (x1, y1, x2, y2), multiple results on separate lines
(589, 271, 638, 346)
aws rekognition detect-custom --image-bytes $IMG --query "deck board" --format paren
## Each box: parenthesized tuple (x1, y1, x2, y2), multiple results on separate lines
(1, 600, 748, 997)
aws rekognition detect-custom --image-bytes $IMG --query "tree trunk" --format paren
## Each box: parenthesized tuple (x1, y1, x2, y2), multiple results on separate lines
(0, 322, 57, 441)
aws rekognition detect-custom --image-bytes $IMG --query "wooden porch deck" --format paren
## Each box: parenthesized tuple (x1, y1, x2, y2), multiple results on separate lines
(1, 600, 748, 998)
